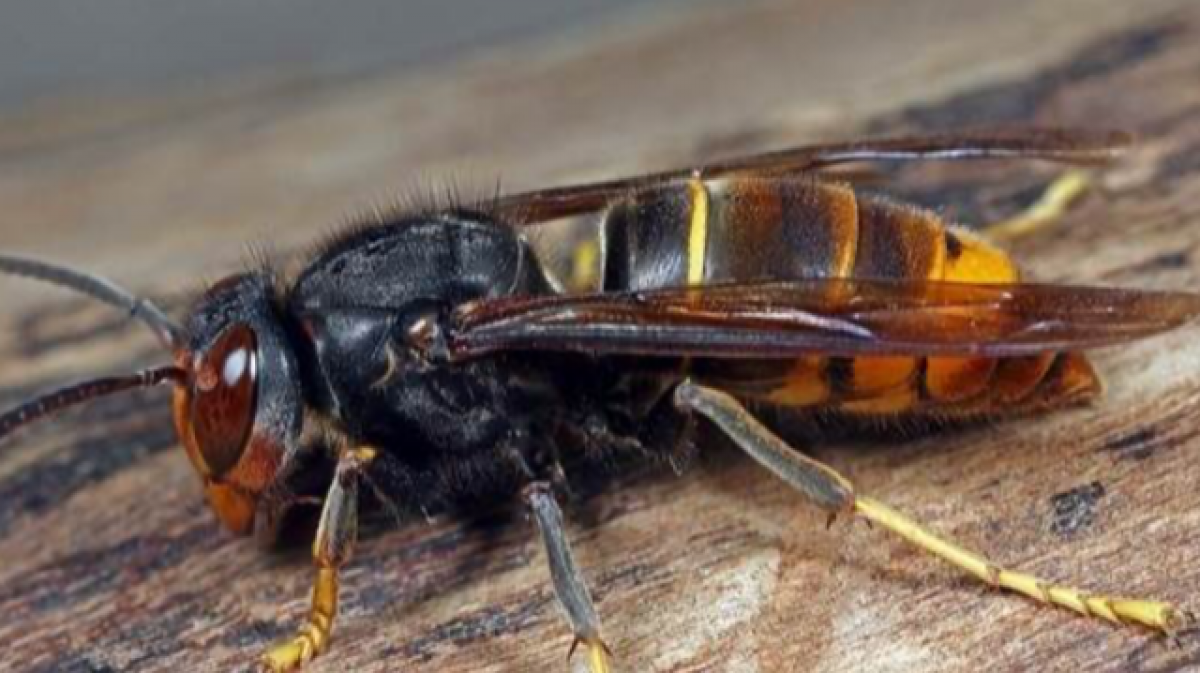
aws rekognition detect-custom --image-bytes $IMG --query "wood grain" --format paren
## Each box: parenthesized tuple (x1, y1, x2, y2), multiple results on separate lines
(3, 1, 1200, 671)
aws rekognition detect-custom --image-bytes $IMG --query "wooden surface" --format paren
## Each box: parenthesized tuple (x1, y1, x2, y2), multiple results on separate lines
(3, 0, 1200, 671)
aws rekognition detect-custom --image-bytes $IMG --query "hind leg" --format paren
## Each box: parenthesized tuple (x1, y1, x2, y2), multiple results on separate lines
(674, 380, 1189, 634)
(983, 169, 1094, 241)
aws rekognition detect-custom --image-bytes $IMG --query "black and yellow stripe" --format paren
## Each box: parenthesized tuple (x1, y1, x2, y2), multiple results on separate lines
(591, 174, 1099, 418)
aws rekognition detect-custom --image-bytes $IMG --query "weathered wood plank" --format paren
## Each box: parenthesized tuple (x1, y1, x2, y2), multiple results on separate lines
(3, 1, 1200, 671)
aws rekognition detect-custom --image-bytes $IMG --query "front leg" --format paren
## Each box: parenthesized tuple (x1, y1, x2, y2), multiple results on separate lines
(524, 481, 613, 673)
(260, 446, 376, 672)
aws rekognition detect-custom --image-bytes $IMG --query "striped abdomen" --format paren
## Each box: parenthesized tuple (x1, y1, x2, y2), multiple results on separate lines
(593, 175, 1100, 417)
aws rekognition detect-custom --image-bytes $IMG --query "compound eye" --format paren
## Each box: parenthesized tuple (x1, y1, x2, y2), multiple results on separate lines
(191, 324, 258, 477)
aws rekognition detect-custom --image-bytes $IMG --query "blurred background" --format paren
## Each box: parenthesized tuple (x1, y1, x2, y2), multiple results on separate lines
(2, 0, 1158, 289)
(0, 0, 681, 111)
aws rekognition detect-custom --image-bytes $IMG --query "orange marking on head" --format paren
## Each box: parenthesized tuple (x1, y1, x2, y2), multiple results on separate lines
(205, 482, 257, 535)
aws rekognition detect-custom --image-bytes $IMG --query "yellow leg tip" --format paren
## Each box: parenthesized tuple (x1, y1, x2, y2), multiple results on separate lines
(259, 640, 310, 673)
(259, 625, 329, 673)
(569, 636, 614, 673)
(1105, 598, 1191, 633)
(985, 169, 1093, 241)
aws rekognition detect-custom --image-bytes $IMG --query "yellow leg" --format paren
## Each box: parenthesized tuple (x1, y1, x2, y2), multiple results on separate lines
(854, 497, 1186, 632)
(260, 447, 375, 672)
(984, 169, 1093, 241)
(260, 567, 340, 671)
(675, 381, 1190, 635)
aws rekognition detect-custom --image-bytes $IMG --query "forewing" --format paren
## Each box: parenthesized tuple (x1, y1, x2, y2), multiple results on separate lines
(449, 279, 1200, 360)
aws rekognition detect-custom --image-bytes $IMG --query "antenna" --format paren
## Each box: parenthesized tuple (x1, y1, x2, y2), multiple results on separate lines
(0, 253, 185, 349)
(0, 366, 186, 442)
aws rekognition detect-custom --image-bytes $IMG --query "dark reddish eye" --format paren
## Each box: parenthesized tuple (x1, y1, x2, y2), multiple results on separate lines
(191, 324, 258, 477)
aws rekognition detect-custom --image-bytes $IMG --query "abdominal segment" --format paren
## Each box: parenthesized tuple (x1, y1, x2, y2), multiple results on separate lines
(589, 173, 1102, 418)
(693, 351, 1100, 420)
